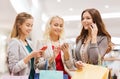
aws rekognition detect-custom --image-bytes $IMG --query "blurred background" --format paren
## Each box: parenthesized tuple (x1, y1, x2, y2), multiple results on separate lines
(0, 0, 120, 78)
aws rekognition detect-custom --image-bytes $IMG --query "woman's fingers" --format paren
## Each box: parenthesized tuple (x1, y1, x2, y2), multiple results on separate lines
(75, 61, 84, 69)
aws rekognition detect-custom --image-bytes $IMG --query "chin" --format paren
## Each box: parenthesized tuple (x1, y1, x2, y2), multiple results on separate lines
(84, 28, 88, 30)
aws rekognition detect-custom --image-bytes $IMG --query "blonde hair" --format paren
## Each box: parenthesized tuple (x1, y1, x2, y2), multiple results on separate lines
(43, 16, 65, 40)
(10, 12, 33, 38)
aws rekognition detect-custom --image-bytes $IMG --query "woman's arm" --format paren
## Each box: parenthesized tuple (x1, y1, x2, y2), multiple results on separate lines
(7, 40, 28, 74)
(88, 36, 108, 64)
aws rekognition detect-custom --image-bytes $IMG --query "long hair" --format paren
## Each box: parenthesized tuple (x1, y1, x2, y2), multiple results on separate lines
(76, 8, 113, 53)
(10, 12, 33, 38)
(43, 16, 65, 40)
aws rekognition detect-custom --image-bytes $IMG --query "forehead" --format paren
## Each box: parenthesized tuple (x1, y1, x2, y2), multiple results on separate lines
(83, 11, 91, 17)
(24, 19, 33, 23)
(51, 17, 63, 24)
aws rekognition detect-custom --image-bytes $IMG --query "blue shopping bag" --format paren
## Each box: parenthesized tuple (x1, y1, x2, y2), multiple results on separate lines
(64, 74, 68, 79)
(34, 73, 39, 79)
(39, 70, 63, 79)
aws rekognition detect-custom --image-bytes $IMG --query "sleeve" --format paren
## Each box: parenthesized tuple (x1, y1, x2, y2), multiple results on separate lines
(7, 39, 27, 74)
(63, 45, 76, 70)
(35, 40, 47, 70)
(88, 36, 108, 64)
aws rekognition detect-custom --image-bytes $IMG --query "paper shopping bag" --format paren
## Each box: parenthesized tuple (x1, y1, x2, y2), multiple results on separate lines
(39, 70, 63, 79)
(72, 64, 109, 79)
(2, 75, 28, 79)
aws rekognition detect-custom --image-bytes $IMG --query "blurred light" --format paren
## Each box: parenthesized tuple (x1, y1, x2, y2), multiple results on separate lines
(57, 0, 61, 2)
(10, 0, 31, 13)
(112, 37, 120, 44)
(105, 5, 109, 8)
(0, 34, 7, 40)
(41, 13, 49, 22)
(63, 12, 120, 21)
(63, 15, 80, 21)
(102, 12, 120, 19)
(69, 8, 73, 11)
(41, 23, 46, 31)
(32, 0, 39, 8)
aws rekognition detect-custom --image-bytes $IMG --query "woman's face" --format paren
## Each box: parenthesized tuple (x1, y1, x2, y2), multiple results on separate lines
(81, 11, 93, 30)
(50, 18, 64, 37)
(19, 19, 33, 36)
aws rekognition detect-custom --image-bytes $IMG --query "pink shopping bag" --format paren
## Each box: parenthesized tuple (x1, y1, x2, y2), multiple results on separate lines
(2, 75, 28, 79)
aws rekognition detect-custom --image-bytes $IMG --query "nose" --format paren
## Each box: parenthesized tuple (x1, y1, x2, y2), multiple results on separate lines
(29, 26, 32, 31)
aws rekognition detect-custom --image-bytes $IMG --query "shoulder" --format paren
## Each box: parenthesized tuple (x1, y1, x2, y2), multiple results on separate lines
(97, 36, 108, 43)
(97, 36, 107, 40)
(8, 38, 20, 46)
(7, 38, 21, 50)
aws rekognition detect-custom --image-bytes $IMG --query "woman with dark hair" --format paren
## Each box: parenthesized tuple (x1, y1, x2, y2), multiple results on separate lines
(74, 8, 113, 69)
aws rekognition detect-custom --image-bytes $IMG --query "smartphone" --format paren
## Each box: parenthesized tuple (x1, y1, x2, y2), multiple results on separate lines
(91, 25, 93, 28)
(40, 46, 47, 50)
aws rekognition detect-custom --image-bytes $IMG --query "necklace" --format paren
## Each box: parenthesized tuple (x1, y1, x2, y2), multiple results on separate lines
(51, 40, 61, 58)
(51, 40, 60, 47)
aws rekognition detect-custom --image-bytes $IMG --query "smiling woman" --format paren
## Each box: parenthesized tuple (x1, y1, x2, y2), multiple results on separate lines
(74, 8, 113, 67)
(35, 16, 75, 79)
(7, 12, 44, 79)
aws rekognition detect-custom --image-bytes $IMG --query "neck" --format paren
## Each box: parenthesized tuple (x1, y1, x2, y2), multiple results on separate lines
(20, 36, 26, 41)
(18, 35, 28, 45)
(50, 34, 59, 42)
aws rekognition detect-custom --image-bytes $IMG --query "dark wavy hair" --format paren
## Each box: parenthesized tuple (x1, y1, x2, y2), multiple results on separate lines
(76, 8, 113, 53)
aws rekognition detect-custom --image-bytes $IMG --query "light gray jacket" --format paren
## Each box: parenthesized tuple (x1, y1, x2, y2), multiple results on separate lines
(35, 39, 75, 76)
(7, 38, 33, 75)
(75, 36, 108, 65)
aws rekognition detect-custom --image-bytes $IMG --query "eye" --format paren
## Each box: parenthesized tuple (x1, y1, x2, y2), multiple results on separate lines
(54, 23, 58, 26)
(26, 23, 32, 27)
(86, 17, 91, 19)
(60, 24, 63, 28)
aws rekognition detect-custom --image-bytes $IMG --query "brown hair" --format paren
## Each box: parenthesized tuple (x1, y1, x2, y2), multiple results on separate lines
(10, 12, 33, 38)
(76, 8, 113, 53)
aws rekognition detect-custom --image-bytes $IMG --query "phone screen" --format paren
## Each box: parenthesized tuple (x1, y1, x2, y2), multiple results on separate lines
(40, 46, 47, 50)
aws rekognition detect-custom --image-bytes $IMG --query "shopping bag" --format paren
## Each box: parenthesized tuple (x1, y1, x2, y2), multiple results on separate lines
(34, 73, 39, 79)
(39, 70, 63, 79)
(2, 75, 28, 79)
(64, 74, 68, 79)
(72, 64, 109, 79)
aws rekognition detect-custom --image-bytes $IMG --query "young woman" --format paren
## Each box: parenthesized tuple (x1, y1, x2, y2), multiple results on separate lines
(7, 12, 44, 79)
(35, 16, 75, 79)
(74, 8, 113, 68)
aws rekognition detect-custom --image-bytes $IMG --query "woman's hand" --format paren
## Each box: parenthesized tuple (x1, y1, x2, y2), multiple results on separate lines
(90, 23, 98, 43)
(61, 43, 70, 61)
(75, 61, 84, 70)
(24, 50, 45, 64)
(31, 49, 45, 58)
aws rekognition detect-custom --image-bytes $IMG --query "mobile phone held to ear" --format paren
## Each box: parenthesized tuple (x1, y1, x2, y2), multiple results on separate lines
(40, 46, 47, 50)
(91, 25, 93, 28)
